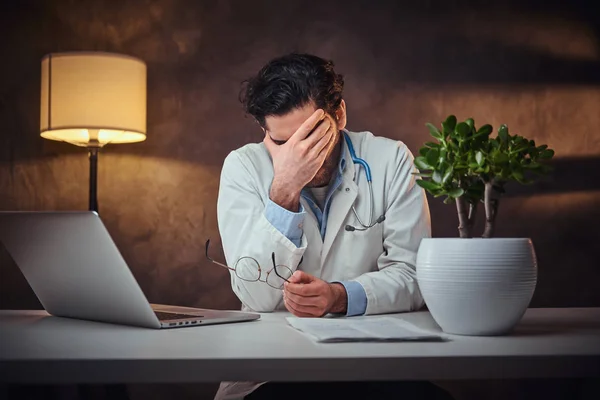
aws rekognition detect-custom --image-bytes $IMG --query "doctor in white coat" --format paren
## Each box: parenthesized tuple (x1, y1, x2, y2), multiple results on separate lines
(212, 54, 443, 400)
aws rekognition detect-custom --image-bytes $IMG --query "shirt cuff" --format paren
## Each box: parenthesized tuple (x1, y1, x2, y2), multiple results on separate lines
(336, 280, 368, 317)
(264, 199, 306, 248)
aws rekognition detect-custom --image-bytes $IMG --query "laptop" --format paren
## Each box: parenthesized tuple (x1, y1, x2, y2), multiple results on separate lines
(0, 211, 259, 329)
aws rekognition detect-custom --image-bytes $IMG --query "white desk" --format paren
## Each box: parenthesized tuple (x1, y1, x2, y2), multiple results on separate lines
(1, 308, 599, 384)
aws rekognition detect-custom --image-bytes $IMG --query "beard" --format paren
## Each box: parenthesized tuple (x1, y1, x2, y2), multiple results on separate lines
(306, 129, 342, 188)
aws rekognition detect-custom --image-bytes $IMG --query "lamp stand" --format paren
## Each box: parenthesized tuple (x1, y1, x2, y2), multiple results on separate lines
(88, 146, 99, 213)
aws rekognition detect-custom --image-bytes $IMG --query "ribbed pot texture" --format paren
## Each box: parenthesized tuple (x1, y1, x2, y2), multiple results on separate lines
(416, 238, 537, 336)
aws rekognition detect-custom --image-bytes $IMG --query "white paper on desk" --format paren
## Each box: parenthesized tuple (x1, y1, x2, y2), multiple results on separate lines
(286, 317, 444, 343)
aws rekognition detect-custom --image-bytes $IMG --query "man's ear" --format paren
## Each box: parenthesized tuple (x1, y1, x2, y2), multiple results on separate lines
(335, 99, 347, 130)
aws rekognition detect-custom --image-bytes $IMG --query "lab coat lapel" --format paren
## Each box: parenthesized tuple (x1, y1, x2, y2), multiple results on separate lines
(321, 141, 358, 265)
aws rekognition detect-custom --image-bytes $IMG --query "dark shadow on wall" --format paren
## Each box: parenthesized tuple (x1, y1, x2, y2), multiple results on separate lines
(504, 156, 600, 196)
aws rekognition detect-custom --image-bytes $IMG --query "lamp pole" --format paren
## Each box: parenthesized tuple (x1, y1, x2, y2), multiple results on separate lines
(88, 133, 100, 213)
(88, 147, 99, 213)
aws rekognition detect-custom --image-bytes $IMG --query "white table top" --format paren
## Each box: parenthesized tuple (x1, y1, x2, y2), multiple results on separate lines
(1, 307, 599, 384)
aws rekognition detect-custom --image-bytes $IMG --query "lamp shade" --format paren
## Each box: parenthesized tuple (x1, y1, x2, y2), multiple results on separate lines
(40, 52, 146, 147)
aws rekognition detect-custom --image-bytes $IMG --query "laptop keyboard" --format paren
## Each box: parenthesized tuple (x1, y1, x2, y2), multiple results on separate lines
(154, 311, 203, 321)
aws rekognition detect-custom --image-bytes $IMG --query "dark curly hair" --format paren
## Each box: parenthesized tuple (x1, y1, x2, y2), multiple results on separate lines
(240, 53, 344, 128)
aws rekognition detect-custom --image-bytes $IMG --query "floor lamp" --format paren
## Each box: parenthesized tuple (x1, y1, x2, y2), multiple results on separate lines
(40, 52, 147, 213)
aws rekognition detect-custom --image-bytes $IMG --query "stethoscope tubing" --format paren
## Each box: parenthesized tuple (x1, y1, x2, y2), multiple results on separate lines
(342, 132, 383, 231)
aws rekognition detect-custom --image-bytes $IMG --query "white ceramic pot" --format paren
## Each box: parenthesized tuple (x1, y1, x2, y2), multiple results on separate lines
(416, 238, 537, 336)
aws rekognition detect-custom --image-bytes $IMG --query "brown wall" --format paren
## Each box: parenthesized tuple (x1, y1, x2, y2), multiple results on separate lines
(1, 0, 600, 313)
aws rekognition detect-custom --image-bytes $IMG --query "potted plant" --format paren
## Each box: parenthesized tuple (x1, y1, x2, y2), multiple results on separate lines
(413, 115, 554, 335)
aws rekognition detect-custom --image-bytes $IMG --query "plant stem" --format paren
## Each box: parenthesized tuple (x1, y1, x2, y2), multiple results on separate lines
(493, 199, 499, 224)
(482, 182, 497, 238)
(468, 201, 478, 231)
(456, 197, 471, 238)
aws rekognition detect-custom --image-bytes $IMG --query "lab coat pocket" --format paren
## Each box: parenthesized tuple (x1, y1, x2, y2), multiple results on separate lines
(342, 222, 384, 277)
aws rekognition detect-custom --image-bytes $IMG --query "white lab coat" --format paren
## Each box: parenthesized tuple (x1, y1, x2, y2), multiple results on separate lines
(214, 130, 431, 399)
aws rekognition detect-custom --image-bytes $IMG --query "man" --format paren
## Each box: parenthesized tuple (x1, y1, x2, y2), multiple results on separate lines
(214, 54, 447, 399)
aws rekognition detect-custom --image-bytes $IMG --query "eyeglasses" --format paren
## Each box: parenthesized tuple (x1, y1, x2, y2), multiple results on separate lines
(205, 239, 293, 289)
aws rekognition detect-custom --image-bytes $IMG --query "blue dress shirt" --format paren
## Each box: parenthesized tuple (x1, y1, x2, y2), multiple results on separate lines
(264, 141, 368, 316)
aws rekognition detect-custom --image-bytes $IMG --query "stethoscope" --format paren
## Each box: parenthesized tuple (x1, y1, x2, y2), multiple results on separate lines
(342, 131, 386, 232)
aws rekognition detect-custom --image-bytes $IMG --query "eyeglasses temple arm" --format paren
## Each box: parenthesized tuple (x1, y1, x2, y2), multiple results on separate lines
(272, 252, 291, 283)
(208, 258, 236, 272)
(205, 239, 235, 272)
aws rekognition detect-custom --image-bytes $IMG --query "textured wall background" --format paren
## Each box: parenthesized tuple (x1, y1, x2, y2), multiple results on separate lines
(2, 0, 599, 311)
(0, 0, 599, 397)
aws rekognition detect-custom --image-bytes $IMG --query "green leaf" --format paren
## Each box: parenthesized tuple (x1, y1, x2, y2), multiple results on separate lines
(416, 179, 440, 191)
(536, 145, 548, 151)
(412, 172, 432, 177)
(419, 147, 429, 157)
(465, 118, 474, 129)
(514, 136, 524, 145)
(456, 122, 470, 136)
(442, 115, 457, 134)
(439, 160, 450, 173)
(442, 165, 454, 184)
(540, 149, 555, 159)
(425, 141, 440, 148)
(498, 124, 509, 143)
(448, 188, 465, 198)
(432, 170, 443, 184)
(426, 123, 443, 140)
(439, 148, 447, 163)
(512, 170, 525, 182)
(414, 156, 430, 170)
(523, 161, 541, 169)
(512, 144, 529, 153)
(494, 153, 509, 164)
(477, 124, 493, 136)
(466, 185, 484, 200)
(476, 151, 484, 166)
(426, 148, 440, 167)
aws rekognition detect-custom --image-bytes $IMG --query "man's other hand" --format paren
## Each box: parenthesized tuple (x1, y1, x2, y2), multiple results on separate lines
(283, 271, 348, 317)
